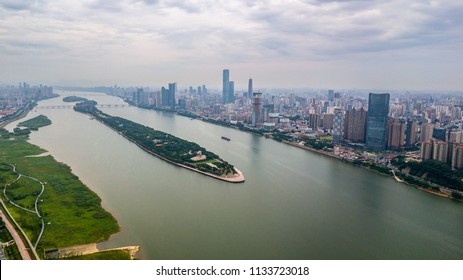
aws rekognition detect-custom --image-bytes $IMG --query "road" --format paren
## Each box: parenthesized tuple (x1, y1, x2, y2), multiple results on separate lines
(0, 209, 31, 260)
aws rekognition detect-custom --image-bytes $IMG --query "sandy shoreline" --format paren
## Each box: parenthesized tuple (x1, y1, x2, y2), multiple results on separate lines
(58, 243, 140, 259)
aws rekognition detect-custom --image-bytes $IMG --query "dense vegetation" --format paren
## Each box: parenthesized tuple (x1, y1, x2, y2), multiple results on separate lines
(74, 100, 238, 177)
(392, 157, 463, 191)
(63, 96, 88, 102)
(361, 162, 393, 175)
(18, 115, 51, 130)
(0, 135, 119, 250)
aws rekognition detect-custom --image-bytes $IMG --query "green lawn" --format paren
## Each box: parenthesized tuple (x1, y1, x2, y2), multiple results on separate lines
(319, 135, 333, 141)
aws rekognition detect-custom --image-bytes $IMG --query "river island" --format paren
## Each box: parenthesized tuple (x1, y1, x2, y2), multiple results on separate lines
(73, 99, 245, 183)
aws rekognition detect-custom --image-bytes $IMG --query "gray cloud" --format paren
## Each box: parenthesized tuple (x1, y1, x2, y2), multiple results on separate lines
(0, 0, 44, 11)
(0, 0, 462, 89)
(1, 0, 33, 10)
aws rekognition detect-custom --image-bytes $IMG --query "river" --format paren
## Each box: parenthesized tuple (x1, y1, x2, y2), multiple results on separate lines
(6, 91, 463, 259)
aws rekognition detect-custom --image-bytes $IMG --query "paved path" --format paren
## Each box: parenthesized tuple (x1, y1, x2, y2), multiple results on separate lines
(2, 163, 46, 249)
(0, 209, 31, 260)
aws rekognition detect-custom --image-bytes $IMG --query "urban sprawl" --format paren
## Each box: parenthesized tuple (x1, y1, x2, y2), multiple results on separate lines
(1, 70, 463, 196)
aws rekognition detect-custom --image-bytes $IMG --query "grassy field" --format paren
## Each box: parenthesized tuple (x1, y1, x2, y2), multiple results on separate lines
(5, 176, 42, 211)
(319, 135, 333, 141)
(18, 115, 52, 130)
(0, 136, 119, 250)
(61, 250, 132, 260)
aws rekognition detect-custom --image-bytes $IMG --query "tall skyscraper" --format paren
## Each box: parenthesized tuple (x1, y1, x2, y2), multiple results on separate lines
(161, 86, 169, 107)
(328, 90, 334, 102)
(134, 88, 144, 105)
(322, 113, 334, 130)
(449, 130, 463, 143)
(451, 144, 463, 169)
(155, 91, 162, 108)
(433, 141, 449, 163)
(333, 108, 344, 144)
(405, 120, 417, 147)
(223, 69, 230, 104)
(366, 93, 390, 151)
(228, 81, 235, 103)
(168, 82, 176, 110)
(420, 141, 433, 160)
(344, 108, 367, 143)
(248, 79, 253, 99)
(252, 92, 263, 127)
(432, 127, 446, 141)
(308, 114, 321, 131)
(387, 118, 406, 150)
(420, 123, 434, 142)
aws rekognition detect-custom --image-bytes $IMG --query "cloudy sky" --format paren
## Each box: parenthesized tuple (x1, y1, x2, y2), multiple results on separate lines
(0, 0, 462, 90)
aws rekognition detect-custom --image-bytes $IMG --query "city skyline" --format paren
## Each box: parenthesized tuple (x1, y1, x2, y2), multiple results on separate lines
(0, 1, 462, 90)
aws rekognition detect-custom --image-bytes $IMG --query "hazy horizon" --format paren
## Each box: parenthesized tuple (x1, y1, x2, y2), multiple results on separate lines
(1, 1, 462, 91)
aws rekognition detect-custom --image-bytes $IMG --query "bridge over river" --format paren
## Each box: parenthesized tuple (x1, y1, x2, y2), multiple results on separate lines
(36, 104, 131, 109)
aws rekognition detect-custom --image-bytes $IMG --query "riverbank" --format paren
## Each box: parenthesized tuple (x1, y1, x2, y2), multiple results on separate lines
(282, 138, 462, 202)
(0, 123, 122, 257)
(282, 140, 341, 160)
(0, 105, 32, 129)
(56, 243, 140, 260)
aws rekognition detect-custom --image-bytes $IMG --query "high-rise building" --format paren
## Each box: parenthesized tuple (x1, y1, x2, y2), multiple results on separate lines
(322, 113, 334, 130)
(420, 141, 433, 160)
(161, 86, 169, 107)
(333, 108, 344, 144)
(308, 114, 321, 131)
(432, 127, 446, 141)
(405, 120, 417, 147)
(387, 118, 406, 150)
(252, 92, 263, 127)
(228, 81, 235, 103)
(451, 144, 463, 169)
(366, 93, 390, 151)
(168, 82, 176, 110)
(420, 123, 434, 142)
(432, 141, 449, 163)
(344, 108, 367, 143)
(248, 79, 253, 99)
(328, 90, 334, 102)
(134, 88, 144, 105)
(155, 91, 162, 108)
(223, 69, 230, 104)
(451, 106, 462, 121)
(449, 130, 463, 143)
